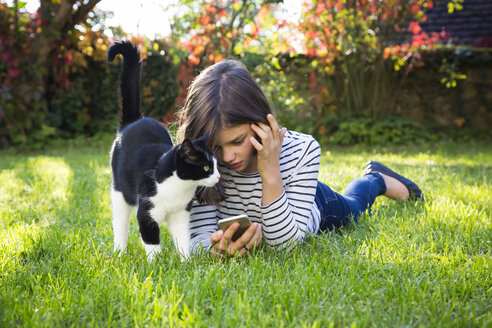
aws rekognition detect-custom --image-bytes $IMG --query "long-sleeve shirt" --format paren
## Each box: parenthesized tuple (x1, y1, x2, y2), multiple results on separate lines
(189, 130, 322, 253)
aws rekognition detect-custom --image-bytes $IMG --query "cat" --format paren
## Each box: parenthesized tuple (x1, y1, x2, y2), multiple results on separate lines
(107, 41, 220, 261)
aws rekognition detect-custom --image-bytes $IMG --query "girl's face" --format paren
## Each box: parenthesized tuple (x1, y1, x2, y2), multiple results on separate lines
(215, 124, 257, 173)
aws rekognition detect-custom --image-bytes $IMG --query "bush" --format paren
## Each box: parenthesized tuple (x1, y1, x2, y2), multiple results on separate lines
(49, 42, 180, 139)
(140, 51, 180, 123)
(0, 3, 49, 149)
(327, 115, 429, 145)
(49, 57, 120, 137)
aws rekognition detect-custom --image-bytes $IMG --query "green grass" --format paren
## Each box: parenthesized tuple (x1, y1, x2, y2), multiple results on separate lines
(1, 136, 491, 327)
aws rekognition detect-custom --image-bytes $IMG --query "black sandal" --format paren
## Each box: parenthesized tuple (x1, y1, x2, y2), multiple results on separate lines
(364, 161, 424, 201)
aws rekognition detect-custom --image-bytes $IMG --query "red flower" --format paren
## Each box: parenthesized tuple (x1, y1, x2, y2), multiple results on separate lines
(306, 48, 317, 57)
(383, 47, 391, 59)
(409, 22, 422, 35)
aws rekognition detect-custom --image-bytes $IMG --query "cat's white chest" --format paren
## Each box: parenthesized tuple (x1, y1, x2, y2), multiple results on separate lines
(148, 173, 195, 223)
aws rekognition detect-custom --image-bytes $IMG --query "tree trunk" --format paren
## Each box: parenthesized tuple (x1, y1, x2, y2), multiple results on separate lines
(32, 0, 101, 69)
(27, 0, 102, 138)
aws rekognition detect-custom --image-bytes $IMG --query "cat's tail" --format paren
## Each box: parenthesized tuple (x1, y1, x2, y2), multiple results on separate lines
(107, 41, 142, 130)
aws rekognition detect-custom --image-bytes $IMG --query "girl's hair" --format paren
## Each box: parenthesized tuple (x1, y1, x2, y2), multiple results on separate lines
(177, 59, 273, 205)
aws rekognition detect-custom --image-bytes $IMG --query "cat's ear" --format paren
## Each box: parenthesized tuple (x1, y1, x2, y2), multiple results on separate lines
(196, 132, 209, 146)
(180, 139, 199, 164)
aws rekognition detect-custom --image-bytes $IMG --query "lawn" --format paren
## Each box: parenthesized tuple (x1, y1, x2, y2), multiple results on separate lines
(0, 136, 490, 327)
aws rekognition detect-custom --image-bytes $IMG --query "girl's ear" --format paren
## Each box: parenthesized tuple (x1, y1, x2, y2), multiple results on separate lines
(179, 139, 199, 163)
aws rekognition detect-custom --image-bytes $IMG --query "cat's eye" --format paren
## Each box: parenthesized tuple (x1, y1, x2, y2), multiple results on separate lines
(204, 165, 210, 171)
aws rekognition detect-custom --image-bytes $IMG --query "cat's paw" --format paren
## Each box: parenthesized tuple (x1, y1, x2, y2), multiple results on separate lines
(113, 245, 127, 257)
(179, 251, 190, 262)
(143, 243, 161, 261)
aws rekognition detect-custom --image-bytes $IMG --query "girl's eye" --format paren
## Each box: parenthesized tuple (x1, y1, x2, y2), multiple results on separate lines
(232, 139, 243, 145)
(204, 165, 210, 171)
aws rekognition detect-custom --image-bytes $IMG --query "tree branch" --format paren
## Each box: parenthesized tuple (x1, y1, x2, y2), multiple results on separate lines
(33, 0, 102, 66)
(69, 0, 101, 32)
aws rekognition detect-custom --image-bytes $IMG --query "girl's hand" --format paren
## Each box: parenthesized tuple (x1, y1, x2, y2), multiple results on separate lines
(250, 114, 287, 183)
(209, 222, 262, 258)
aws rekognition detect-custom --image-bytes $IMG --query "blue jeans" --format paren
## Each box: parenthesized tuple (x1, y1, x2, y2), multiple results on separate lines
(314, 173, 386, 231)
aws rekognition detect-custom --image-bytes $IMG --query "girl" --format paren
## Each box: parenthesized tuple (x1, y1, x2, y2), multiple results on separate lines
(177, 60, 423, 258)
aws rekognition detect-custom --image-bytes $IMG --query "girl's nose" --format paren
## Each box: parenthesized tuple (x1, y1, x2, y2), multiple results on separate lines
(222, 148, 235, 163)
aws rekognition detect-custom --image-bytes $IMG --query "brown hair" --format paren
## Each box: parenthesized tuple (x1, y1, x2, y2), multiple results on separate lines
(177, 59, 273, 205)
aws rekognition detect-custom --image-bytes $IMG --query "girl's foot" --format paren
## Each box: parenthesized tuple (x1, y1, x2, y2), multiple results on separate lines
(378, 173, 409, 200)
(364, 161, 424, 201)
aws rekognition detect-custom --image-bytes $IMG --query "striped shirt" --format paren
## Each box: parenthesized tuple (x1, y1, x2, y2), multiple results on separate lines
(189, 130, 322, 253)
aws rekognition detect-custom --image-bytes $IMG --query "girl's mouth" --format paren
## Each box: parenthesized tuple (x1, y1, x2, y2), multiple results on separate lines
(228, 162, 241, 169)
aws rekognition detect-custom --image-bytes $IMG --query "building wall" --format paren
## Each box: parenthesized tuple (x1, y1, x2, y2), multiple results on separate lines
(396, 54, 492, 131)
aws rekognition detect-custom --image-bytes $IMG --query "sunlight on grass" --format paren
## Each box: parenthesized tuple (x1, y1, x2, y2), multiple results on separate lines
(0, 156, 73, 227)
(86, 159, 113, 221)
(0, 157, 73, 257)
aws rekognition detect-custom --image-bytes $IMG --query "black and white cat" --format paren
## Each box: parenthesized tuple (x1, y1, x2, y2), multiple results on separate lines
(107, 41, 220, 260)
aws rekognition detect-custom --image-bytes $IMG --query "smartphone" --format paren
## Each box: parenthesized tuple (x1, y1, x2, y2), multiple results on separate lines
(217, 214, 252, 241)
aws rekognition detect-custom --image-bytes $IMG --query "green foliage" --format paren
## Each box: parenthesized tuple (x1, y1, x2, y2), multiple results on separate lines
(168, 0, 263, 63)
(0, 1, 181, 149)
(49, 65, 118, 136)
(242, 53, 308, 131)
(50, 41, 180, 138)
(166, 0, 268, 108)
(1, 0, 483, 150)
(439, 55, 467, 89)
(327, 115, 429, 145)
(290, 0, 439, 118)
(0, 3, 48, 149)
(447, 0, 464, 13)
(141, 47, 180, 123)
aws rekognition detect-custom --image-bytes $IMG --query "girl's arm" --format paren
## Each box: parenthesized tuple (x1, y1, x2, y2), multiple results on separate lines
(260, 136, 321, 250)
(250, 114, 321, 250)
(249, 114, 287, 206)
(189, 203, 218, 253)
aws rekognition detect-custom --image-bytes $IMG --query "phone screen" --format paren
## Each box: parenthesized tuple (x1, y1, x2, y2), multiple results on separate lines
(217, 215, 251, 241)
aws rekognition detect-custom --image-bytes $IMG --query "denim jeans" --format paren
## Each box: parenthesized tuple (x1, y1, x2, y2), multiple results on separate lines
(314, 173, 386, 231)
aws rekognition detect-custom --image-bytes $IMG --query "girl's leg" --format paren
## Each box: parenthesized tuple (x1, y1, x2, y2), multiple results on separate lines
(315, 173, 386, 231)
